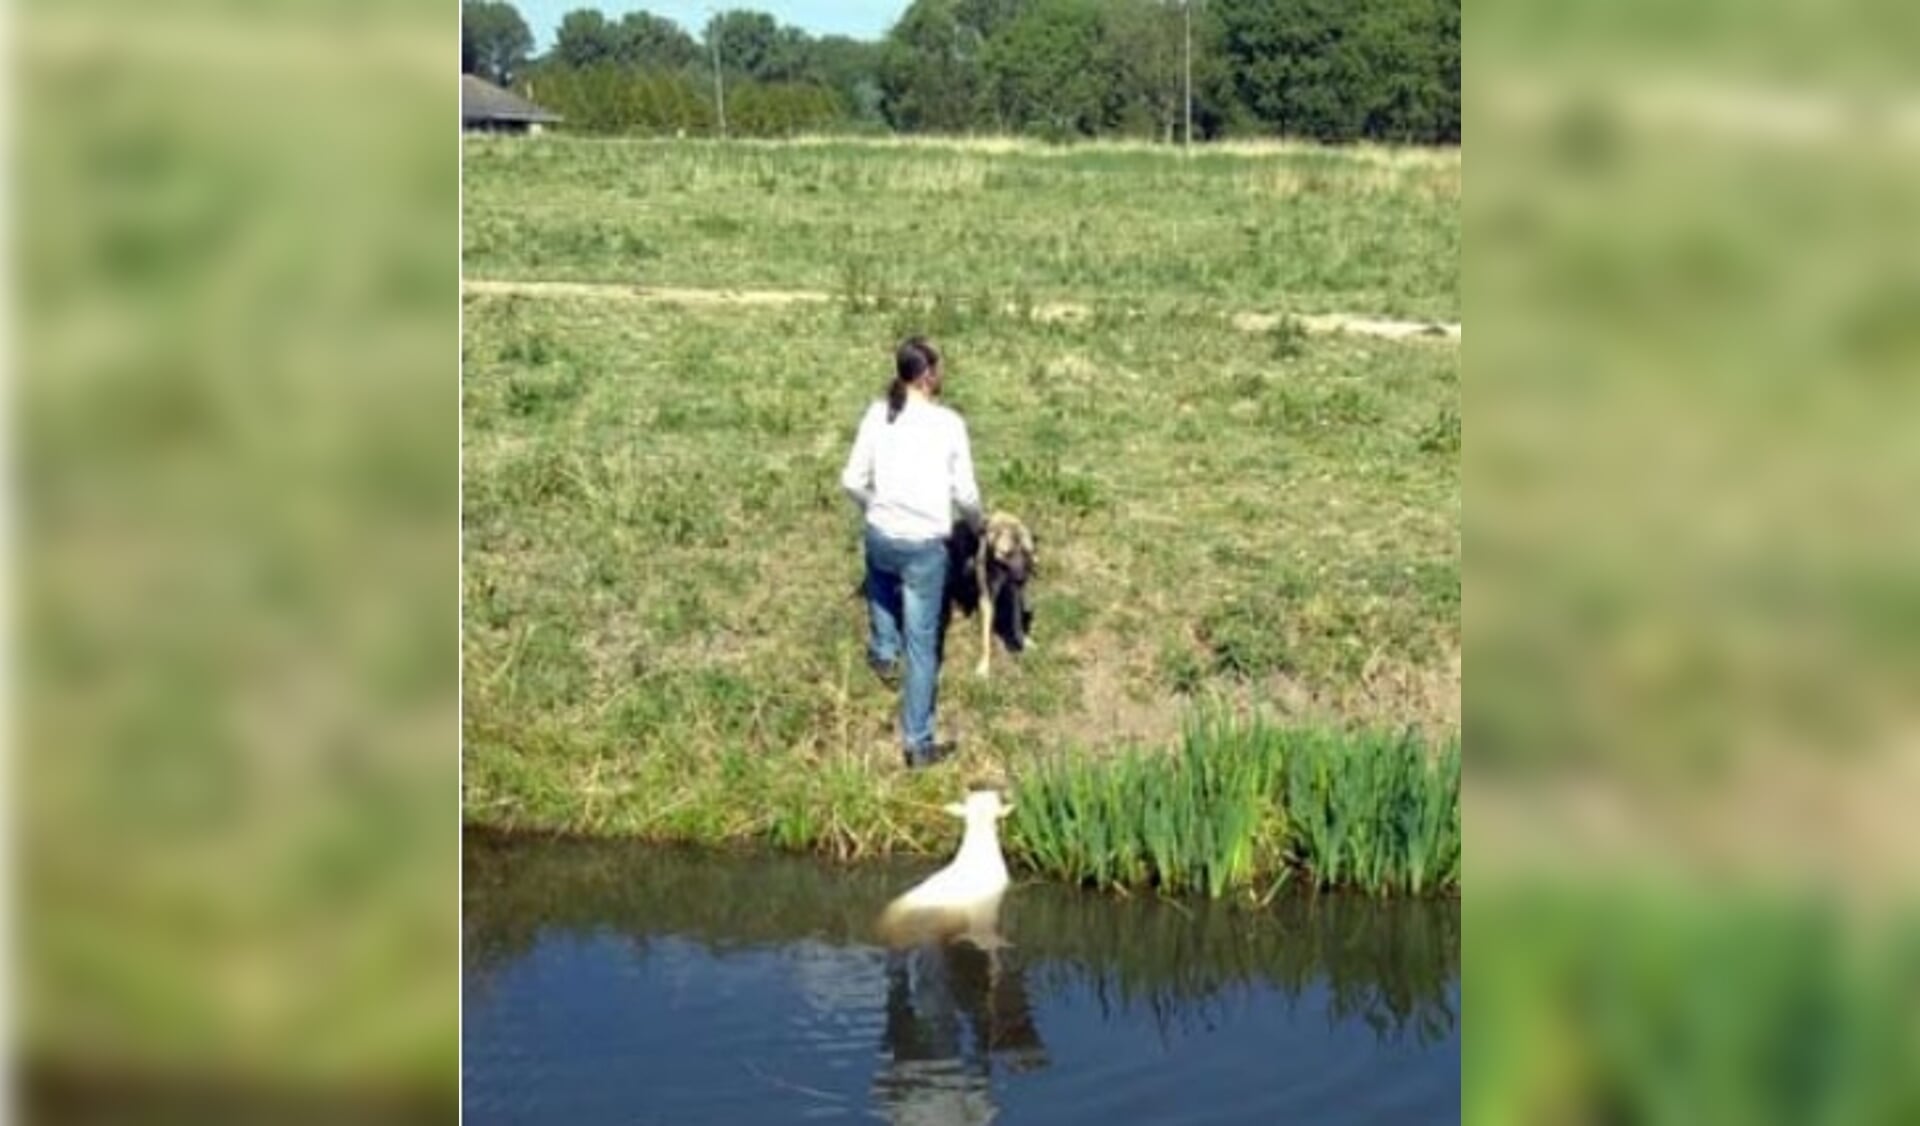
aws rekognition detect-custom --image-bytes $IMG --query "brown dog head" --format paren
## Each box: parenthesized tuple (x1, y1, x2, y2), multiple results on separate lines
(984, 512, 1036, 584)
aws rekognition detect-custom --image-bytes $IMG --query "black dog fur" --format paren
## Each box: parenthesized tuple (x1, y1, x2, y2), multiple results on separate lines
(940, 518, 1034, 665)
(852, 520, 1036, 670)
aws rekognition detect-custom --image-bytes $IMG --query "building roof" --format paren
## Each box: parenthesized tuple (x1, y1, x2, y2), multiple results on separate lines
(461, 74, 562, 125)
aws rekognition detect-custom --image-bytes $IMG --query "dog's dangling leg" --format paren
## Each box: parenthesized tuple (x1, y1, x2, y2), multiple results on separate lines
(976, 553, 992, 679)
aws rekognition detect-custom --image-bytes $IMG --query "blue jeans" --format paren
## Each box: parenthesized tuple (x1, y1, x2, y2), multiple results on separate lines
(863, 527, 948, 754)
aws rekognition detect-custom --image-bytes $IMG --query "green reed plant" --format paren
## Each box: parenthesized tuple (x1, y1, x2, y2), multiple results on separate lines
(1283, 727, 1461, 894)
(1402, 740, 1460, 894)
(1008, 716, 1459, 897)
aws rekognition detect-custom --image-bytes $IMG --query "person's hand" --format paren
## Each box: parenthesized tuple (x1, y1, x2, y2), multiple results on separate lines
(964, 509, 986, 536)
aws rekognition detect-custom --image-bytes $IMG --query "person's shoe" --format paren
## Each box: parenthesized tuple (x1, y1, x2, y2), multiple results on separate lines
(869, 658, 900, 689)
(903, 740, 957, 769)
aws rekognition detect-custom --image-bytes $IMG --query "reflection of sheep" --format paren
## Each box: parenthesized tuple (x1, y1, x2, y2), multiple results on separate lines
(877, 790, 1013, 949)
(871, 940, 1049, 1126)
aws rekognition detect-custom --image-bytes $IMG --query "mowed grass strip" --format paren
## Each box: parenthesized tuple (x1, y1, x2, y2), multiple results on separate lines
(461, 293, 1459, 855)
(463, 136, 1459, 321)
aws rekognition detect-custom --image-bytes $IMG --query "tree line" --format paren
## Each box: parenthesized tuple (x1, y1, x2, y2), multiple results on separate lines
(463, 1, 1459, 144)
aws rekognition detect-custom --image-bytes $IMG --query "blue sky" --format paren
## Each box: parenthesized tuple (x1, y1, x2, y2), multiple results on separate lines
(510, 2, 908, 51)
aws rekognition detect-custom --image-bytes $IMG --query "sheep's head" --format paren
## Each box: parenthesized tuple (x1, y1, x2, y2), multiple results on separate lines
(944, 789, 1013, 821)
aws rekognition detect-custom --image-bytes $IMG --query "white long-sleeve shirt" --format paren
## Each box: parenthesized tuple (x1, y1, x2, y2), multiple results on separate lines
(840, 397, 982, 543)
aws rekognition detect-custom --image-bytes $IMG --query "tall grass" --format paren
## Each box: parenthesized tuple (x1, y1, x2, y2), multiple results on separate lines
(1009, 715, 1459, 897)
(1285, 727, 1461, 895)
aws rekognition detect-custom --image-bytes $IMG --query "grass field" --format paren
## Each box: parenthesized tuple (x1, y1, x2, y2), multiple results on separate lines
(462, 137, 1459, 884)
(463, 136, 1460, 321)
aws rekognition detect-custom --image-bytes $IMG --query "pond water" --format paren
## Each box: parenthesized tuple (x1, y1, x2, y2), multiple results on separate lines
(463, 832, 1459, 1125)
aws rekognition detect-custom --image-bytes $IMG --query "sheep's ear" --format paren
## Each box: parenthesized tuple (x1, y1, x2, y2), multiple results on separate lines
(944, 801, 968, 817)
(996, 803, 1014, 818)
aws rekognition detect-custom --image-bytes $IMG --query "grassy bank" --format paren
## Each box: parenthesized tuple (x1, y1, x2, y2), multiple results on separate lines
(463, 136, 1459, 320)
(465, 712, 1459, 898)
(462, 297, 1459, 860)
(462, 138, 1458, 894)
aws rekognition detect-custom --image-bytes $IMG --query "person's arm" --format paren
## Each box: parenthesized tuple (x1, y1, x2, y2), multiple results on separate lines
(840, 407, 877, 511)
(951, 416, 983, 528)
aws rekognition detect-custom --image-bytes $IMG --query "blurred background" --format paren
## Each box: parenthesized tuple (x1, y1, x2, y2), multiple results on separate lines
(16, 0, 457, 1120)
(1470, 0, 1920, 1121)
(13, 0, 1920, 1121)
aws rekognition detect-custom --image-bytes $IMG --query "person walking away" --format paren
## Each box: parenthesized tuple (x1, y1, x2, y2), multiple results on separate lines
(840, 338, 983, 768)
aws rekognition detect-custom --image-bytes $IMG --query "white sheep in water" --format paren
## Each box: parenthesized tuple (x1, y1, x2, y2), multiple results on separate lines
(876, 789, 1014, 949)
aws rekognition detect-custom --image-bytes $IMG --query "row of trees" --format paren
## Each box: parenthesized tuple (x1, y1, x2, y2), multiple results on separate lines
(462, 1, 1459, 144)
(527, 68, 847, 138)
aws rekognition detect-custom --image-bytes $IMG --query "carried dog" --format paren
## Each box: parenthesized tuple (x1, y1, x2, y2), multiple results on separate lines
(945, 511, 1037, 678)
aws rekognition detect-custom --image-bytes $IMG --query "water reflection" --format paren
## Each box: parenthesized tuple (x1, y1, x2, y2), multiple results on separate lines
(873, 941, 1048, 1125)
(1005, 884, 1460, 1048)
(464, 832, 1459, 1124)
(464, 830, 1459, 1051)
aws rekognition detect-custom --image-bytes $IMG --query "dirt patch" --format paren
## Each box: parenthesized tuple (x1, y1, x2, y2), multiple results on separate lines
(463, 278, 1461, 344)
(463, 279, 829, 308)
(1022, 631, 1188, 753)
(1232, 310, 1460, 342)
(1256, 644, 1460, 738)
(1080, 651, 1187, 748)
(1339, 645, 1462, 736)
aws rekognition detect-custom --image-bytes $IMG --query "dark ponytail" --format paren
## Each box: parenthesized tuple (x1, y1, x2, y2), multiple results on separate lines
(888, 337, 938, 423)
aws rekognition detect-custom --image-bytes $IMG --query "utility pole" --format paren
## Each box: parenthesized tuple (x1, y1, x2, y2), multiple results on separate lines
(709, 11, 727, 139)
(1183, 0, 1193, 150)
